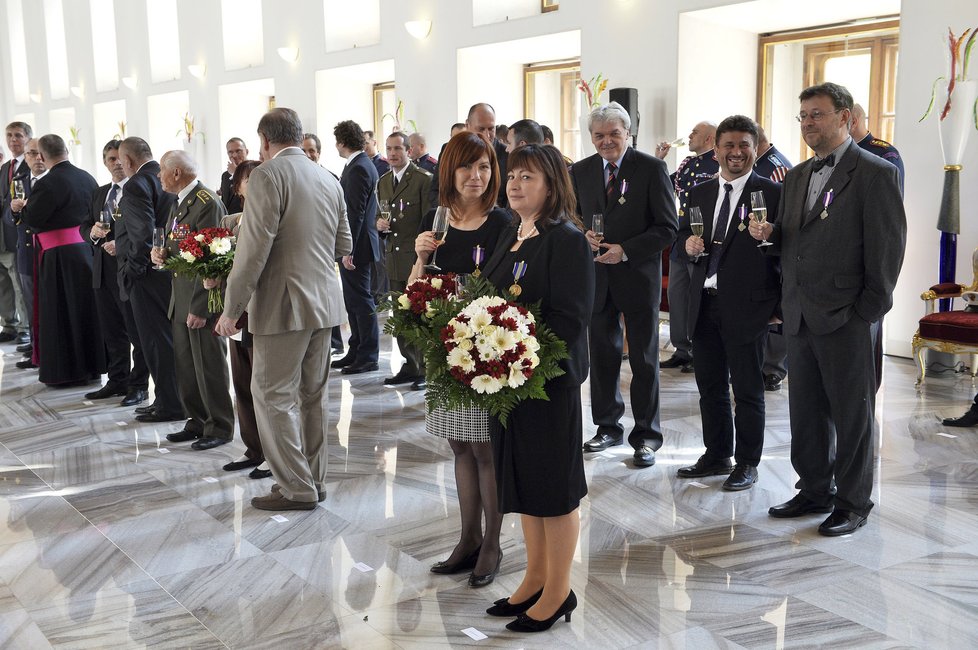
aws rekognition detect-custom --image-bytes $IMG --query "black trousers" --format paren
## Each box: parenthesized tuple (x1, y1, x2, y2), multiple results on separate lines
(691, 293, 766, 466)
(95, 266, 148, 390)
(339, 263, 379, 365)
(126, 270, 182, 416)
(589, 299, 663, 450)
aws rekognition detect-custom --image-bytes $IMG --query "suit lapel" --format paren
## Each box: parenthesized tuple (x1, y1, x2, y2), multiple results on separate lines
(699, 178, 719, 244)
(481, 227, 517, 280)
(801, 144, 857, 229)
(604, 148, 633, 216)
(717, 174, 754, 265)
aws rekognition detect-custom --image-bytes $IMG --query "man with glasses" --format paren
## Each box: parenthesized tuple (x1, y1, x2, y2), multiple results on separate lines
(748, 82, 906, 536)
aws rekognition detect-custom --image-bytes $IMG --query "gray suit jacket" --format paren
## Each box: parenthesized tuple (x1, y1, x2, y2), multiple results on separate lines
(769, 141, 906, 336)
(222, 148, 353, 335)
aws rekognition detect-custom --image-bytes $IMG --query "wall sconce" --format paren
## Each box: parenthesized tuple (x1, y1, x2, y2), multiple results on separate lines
(70, 85, 84, 99)
(404, 20, 432, 40)
(122, 76, 138, 90)
(188, 64, 206, 79)
(29, 92, 42, 103)
(277, 47, 299, 63)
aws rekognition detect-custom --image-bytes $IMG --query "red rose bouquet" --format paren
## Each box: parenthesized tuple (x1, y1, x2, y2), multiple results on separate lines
(163, 226, 235, 312)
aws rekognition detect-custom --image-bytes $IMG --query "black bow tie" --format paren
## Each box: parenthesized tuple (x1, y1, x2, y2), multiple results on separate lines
(812, 154, 836, 173)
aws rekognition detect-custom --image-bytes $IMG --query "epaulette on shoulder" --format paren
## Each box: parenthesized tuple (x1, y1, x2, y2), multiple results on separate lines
(195, 189, 212, 203)
(870, 139, 892, 149)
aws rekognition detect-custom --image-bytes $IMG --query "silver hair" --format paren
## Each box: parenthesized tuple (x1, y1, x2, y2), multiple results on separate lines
(588, 102, 631, 133)
(161, 149, 199, 176)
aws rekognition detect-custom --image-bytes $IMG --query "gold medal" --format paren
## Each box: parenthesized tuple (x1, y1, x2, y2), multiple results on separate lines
(509, 284, 522, 296)
(738, 222, 746, 232)
(510, 260, 527, 298)
(618, 196, 626, 205)
(472, 268, 481, 277)
(820, 209, 828, 219)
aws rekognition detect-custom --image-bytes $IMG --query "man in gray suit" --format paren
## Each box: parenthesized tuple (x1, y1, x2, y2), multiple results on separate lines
(749, 82, 906, 536)
(217, 108, 352, 511)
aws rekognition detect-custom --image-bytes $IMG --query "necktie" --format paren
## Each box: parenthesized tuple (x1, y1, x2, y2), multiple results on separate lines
(106, 183, 119, 209)
(606, 162, 618, 201)
(392, 175, 399, 190)
(812, 153, 836, 173)
(706, 183, 733, 278)
(7, 159, 14, 183)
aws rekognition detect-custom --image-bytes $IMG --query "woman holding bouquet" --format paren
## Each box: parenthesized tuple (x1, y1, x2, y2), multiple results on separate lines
(412, 131, 510, 586)
(481, 144, 594, 632)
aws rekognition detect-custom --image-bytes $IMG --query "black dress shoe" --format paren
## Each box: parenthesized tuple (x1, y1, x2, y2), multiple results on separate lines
(135, 411, 185, 423)
(660, 353, 690, 369)
(680, 361, 695, 374)
(166, 429, 202, 443)
(330, 354, 355, 369)
(191, 437, 231, 451)
(223, 458, 261, 471)
(15, 332, 30, 346)
(15, 359, 37, 369)
(943, 409, 978, 427)
(410, 378, 427, 391)
(818, 509, 867, 536)
(85, 384, 127, 400)
(384, 370, 417, 385)
(677, 455, 733, 478)
(331, 346, 344, 356)
(430, 546, 481, 574)
(134, 404, 156, 415)
(16, 343, 32, 354)
(0, 332, 16, 343)
(249, 467, 273, 479)
(583, 432, 622, 452)
(468, 550, 502, 588)
(341, 361, 379, 375)
(633, 446, 655, 467)
(486, 589, 543, 617)
(120, 389, 148, 407)
(722, 464, 758, 491)
(764, 374, 783, 391)
(505, 590, 577, 633)
(768, 493, 834, 518)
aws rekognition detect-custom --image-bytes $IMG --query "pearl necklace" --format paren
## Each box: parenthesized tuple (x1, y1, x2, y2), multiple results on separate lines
(516, 221, 538, 241)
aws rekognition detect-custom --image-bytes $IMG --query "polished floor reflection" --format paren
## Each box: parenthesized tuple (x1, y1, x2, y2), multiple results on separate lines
(1, 329, 977, 649)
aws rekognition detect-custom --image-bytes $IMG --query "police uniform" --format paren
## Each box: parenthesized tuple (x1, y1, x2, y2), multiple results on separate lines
(413, 153, 438, 175)
(857, 133, 905, 195)
(667, 150, 719, 365)
(753, 144, 793, 183)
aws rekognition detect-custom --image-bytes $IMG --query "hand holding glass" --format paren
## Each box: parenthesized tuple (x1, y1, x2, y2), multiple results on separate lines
(152, 228, 166, 270)
(424, 206, 449, 273)
(12, 180, 25, 200)
(751, 191, 771, 247)
(379, 199, 391, 222)
(689, 207, 708, 258)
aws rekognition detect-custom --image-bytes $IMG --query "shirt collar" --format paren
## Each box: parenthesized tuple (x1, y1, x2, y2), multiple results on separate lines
(31, 170, 47, 182)
(176, 180, 198, 205)
(392, 163, 409, 182)
(718, 171, 750, 194)
(817, 137, 852, 167)
(602, 151, 626, 170)
(346, 150, 364, 164)
(272, 146, 303, 159)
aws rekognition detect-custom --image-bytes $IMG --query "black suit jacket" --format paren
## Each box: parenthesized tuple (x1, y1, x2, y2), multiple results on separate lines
(570, 147, 678, 313)
(21, 160, 98, 232)
(1, 158, 30, 252)
(116, 161, 175, 297)
(340, 152, 381, 266)
(9, 166, 37, 275)
(220, 170, 243, 213)
(482, 221, 595, 388)
(678, 172, 782, 345)
(80, 183, 119, 289)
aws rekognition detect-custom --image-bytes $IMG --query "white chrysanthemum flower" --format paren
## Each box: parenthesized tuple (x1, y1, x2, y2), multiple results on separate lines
(507, 365, 528, 388)
(469, 309, 492, 331)
(397, 294, 411, 310)
(471, 374, 503, 394)
(447, 347, 475, 372)
(210, 237, 232, 255)
(430, 278, 443, 289)
(490, 326, 517, 351)
(450, 321, 473, 342)
(179, 250, 197, 263)
(475, 335, 499, 360)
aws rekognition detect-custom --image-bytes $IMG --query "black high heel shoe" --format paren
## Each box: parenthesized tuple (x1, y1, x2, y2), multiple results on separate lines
(505, 590, 577, 633)
(429, 545, 481, 574)
(468, 550, 502, 588)
(486, 588, 543, 616)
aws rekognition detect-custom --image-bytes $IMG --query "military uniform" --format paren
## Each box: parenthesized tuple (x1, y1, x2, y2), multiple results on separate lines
(667, 150, 719, 365)
(378, 162, 432, 379)
(413, 153, 438, 175)
(856, 133, 904, 195)
(165, 182, 234, 441)
(754, 144, 793, 183)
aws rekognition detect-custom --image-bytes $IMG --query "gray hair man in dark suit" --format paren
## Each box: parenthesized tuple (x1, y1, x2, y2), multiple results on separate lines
(749, 82, 906, 536)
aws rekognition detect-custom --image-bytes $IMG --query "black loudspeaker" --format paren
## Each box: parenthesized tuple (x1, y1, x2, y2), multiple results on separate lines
(609, 87, 640, 136)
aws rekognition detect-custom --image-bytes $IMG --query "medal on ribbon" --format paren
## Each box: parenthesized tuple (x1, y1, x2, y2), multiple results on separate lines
(510, 260, 527, 297)
(472, 245, 485, 277)
(820, 189, 834, 220)
(618, 179, 629, 205)
(737, 205, 747, 232)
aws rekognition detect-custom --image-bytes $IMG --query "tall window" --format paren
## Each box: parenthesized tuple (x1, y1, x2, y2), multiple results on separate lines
(90, 0, 119, 91)
(373, 82, 396, 137)
(758, 20, 899, 163)
(524, 59, 580, 159)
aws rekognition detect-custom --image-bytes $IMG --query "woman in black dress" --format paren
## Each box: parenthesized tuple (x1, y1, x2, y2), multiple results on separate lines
(481, 144, 594, 632)
(411, 131, 510, 586)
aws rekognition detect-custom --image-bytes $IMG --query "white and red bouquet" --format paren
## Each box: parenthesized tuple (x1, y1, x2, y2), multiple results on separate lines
(163, 226, 235, 312)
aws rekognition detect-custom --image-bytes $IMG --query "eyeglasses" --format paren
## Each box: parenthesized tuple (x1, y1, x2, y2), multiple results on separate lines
(795, 109, 842, 123)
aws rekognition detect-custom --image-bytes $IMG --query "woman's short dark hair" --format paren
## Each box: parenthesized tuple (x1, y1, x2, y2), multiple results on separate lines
(438, 131, 500, 217)
(506, 144, 581, 231)
(231, 160, 261, 199)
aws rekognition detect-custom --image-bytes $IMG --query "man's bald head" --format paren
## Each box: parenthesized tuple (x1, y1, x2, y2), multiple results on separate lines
(688, 121, 717, 155)
(465, 103, 497, 144)
(849, 103, 869, 140)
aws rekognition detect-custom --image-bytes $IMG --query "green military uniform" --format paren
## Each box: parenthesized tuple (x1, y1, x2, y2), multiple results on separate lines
(165, 181, 234, 440)
(378, 162, 432, 379)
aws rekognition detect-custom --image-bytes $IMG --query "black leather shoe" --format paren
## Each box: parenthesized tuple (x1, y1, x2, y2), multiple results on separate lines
(633, 446, 655, 467)
(134, 404, 156, 415)
(136, 412, 185, 423)
(331, 346, 344, 356)
(681, 361, 695, 374)
(15, 332, 29, 346)
(677, 455, 733, 478)
(505, 590, 577, 633)
(943, 409, 978, 427)
(468, 550, 502, 588)
(430, 546, 481, 575)
(818, 510, 867, 536)
(384, 370, 417, 385)
(330, 355, 355, 369)
(191, 437, 231, 451)
(341, 361, 379, 375)
(583, 432, 622, 452)
(249, 467, 273, 479)
(223, 458, 261, 471)
(722, 464, 759, 491)
(486, 589, 543, 617)
(166, 429, 202, 443)
(764, 374, 783, 391)
(0, 332, 16, 343)
(85, 384, 127, 400)
(660, 353, 690, 369)
(16, 343, 32, 354)
(120, 389, 148, 407)
(768, 493, 834, 518)
(410, 378, 426, 391)
(15, 359, 37, 369)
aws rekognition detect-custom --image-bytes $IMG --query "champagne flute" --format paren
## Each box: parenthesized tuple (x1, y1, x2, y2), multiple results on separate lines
(379, 199, 391, 222)
(152, 227, 166, 270)
(591, 213, 604, 257)
(99, 207, 113, 227)
(12, 180, 25, 200)
(424, 206, 449, 273)
(689, 207, 708, 258)
(751, 191, 771, 247)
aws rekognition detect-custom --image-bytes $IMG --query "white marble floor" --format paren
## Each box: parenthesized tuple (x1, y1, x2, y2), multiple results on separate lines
(1, 328, 977, 649)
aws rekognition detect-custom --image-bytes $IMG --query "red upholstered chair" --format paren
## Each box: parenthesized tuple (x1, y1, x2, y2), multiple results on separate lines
(911, 249, 978, 387)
